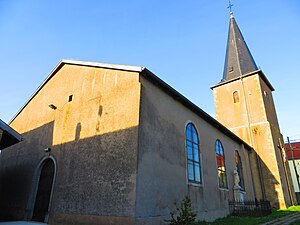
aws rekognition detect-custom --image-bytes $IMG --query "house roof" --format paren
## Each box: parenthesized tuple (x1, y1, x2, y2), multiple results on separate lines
(0, 119, 22, 150)
(285, 142, 300, 160)
(10, 59, 252, 150)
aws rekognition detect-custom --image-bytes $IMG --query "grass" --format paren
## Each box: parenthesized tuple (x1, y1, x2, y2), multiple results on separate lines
(194, 206, 300, 225)
(290, 219, 300, 225)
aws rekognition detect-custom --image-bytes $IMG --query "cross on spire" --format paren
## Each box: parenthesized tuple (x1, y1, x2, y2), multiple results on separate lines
(227, 0, 234, 15)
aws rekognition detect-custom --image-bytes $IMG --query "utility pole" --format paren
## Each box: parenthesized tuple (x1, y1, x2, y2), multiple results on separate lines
(287, 136, 300, 192)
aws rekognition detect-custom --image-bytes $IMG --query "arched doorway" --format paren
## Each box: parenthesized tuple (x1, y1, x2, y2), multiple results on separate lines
(32, 158, 55, 222)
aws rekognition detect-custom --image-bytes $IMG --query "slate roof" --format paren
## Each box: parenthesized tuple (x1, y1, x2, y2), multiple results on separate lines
(211, 14, 274, 91)
(222, 14, 258, 81)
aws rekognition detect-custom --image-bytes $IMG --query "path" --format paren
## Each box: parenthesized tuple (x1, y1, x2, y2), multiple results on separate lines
(0, 222, 45, 225)
(261, 212, 300, 225)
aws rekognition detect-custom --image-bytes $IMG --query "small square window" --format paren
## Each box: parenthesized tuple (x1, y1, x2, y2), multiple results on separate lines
(68, 95, 73, 102)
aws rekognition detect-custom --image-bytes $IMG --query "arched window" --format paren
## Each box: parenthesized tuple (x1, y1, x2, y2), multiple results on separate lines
(235, 151, 245, 190)
(233, 91, 239, 103)
(215, 140, 227, 188)
(186, 123, 201, 184)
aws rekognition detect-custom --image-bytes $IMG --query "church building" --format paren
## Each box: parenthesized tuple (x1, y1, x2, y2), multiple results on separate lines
(0, 11, 295, 225)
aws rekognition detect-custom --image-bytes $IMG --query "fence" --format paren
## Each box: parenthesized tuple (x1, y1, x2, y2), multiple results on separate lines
(229, 200, 272, 216)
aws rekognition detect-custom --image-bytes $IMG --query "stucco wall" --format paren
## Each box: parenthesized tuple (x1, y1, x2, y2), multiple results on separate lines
(0, 64, 141, 224)
(135, 77, 255, 224)
(212, 73, 295, 208)
(288, 159, 300, 193)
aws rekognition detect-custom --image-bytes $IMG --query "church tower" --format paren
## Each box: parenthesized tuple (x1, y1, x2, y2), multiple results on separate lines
(211, 11, 296, 208)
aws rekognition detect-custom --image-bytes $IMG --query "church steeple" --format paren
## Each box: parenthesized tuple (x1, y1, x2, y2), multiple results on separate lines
(212, 7, 296, 208)
(222, 13, 258, 81)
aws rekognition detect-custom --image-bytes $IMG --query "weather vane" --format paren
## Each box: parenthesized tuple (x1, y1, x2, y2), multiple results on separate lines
(227, 0, 234, 15)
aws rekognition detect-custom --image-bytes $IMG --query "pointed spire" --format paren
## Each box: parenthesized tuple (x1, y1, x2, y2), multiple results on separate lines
(222, 14, 258, 81)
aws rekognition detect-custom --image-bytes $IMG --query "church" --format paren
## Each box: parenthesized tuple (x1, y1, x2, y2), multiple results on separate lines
(0, 11, 296, 225)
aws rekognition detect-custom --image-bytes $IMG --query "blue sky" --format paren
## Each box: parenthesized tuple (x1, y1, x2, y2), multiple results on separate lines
(0, 0, 299, 141)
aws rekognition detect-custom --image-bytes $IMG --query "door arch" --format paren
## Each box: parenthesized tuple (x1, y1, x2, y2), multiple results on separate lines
(27, 156, 56, 223)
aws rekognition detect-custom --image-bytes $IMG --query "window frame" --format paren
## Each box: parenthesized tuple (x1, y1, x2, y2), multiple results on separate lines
(215, 139, 228, 189)
(185, 122, 202, 185)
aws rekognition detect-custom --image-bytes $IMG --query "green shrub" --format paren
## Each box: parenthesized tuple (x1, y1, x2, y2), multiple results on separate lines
(166, 196, 197, 225)
(286, 205, 300, 212)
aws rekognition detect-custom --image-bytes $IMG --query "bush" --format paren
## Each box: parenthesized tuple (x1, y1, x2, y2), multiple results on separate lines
(166, 196, 197, 225)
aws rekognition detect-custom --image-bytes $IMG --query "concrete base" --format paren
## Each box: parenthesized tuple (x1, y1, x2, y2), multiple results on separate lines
(233, 186, 244, 202)
(49, 213, 134, 225)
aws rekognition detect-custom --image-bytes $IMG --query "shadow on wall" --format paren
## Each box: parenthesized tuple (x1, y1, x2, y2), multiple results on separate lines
(0, 120, 292, 223)
(0, 121, 139, 225)
(0, 122, 55, 221)
(75, 123, 81, 141)
(259, 153, 293, 209)
(247, 148, 294, 209)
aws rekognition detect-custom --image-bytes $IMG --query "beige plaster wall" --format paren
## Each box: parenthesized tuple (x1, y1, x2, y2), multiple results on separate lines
(213, 73, 295, 208)
(135, 77, 256, 224)
(11, 64, 141, 142)
(1, 64, 141, 224)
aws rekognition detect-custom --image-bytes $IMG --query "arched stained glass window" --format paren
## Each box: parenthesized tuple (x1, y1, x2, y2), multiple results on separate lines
(235, 151, 245, 190)
(215, 140, 227, 188)
(186, 123, 201, 184)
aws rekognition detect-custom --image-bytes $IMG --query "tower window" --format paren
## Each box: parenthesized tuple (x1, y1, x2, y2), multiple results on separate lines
(229, 66, 234, 72)
(233, 91, 239, 103)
